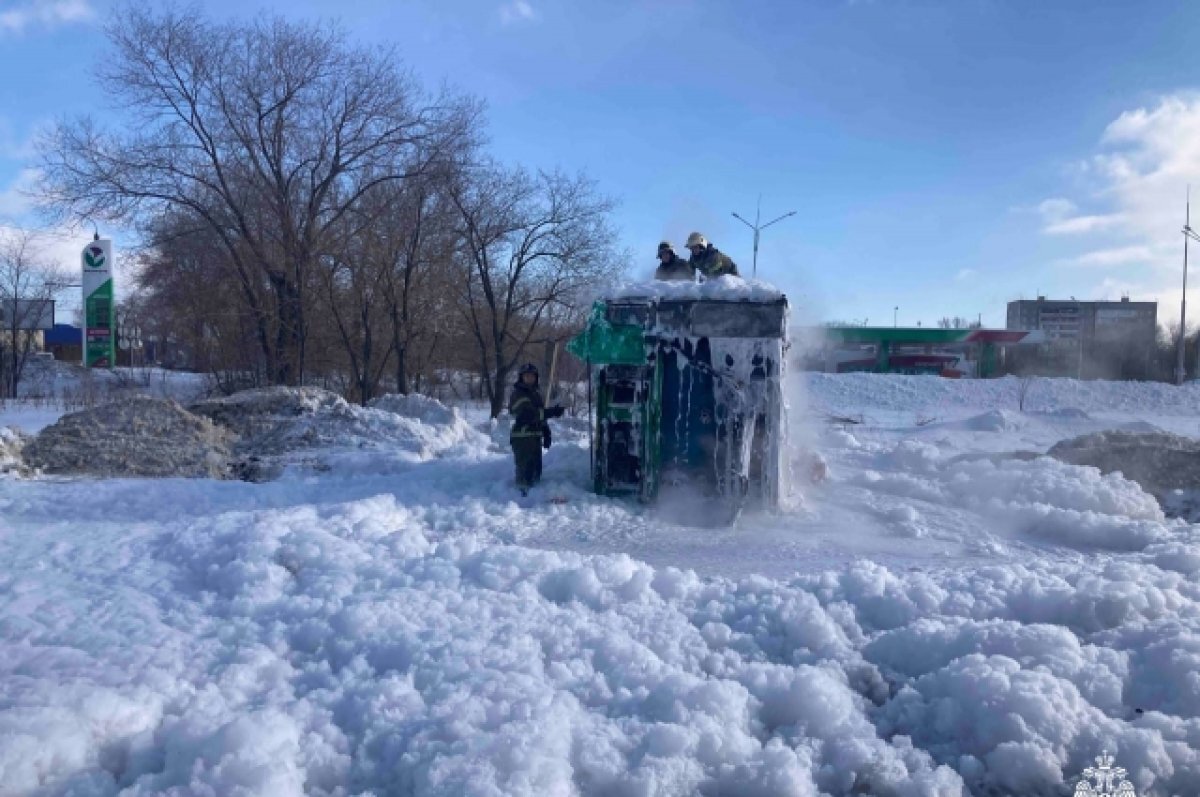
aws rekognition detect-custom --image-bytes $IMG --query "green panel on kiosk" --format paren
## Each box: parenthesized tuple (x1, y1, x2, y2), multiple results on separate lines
(566, 302, 646, 365)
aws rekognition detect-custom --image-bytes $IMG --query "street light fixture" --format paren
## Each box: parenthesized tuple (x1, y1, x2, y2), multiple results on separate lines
(732, 195, 796, 280)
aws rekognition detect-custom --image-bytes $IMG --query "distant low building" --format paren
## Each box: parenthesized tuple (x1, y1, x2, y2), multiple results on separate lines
(45, 323, 82, 363)
(1005, 297, 1157, 379)
(801, 326, 1041, 378)
(0, 298, 55, 352)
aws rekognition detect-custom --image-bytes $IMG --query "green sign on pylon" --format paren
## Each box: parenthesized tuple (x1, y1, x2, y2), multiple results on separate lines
(81, 238, 114, 368)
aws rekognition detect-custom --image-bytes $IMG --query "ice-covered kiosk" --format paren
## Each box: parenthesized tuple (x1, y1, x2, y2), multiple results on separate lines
(567, 279, 789, 511)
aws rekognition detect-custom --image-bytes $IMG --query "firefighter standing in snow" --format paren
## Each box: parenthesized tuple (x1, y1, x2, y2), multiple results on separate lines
(509, 363, 565, 493)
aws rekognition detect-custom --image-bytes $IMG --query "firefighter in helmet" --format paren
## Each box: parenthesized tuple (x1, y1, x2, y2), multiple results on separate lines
(509, 362, 565, 494)
(685, 232, 739, 279)
(655, 241, 696, 281)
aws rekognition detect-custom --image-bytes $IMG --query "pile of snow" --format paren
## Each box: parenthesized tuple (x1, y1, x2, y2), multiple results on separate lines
(1161, 489, 1200, 524)
(608, 275, 785, 302)
(0, 426, 27, 474)
(1048, 430, 1200, 497)
(858, 441, 1177, 551)
(369, 391, 459, 425)
(807, 372, 1200, 416)
(21, 396, 234, 479)
(962, 408, 1025, 432)
(4, 387, 493, 483)
(190, 387, 361, 450)
(190, 387, 490, 479)
(1041, 406, 1093, 420)
(0, 496, 968, 797)
(4, 496, 1200, 796)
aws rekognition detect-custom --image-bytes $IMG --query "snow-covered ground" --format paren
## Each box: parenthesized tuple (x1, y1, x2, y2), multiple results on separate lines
(14, 359, 209, 405)
(1, 373, 1198, 796)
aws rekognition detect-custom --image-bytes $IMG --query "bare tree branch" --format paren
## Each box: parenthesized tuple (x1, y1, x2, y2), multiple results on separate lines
(37, 6, 480, 385)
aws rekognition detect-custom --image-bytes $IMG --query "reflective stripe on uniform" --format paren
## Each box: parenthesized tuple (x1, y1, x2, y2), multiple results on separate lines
(512, 397, 531, 410)
(511, 430, 543, 438)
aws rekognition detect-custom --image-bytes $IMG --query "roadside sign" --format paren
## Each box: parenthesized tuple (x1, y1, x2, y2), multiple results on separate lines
(81, 239, 114, 368)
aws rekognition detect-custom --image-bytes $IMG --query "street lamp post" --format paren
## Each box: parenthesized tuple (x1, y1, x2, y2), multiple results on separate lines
(1181, 214, 1200, 385)
(894, 306, 898, 328)
(732, 195, 796, 280)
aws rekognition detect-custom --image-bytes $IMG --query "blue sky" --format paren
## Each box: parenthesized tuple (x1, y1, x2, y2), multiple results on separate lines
(4, 0, 1200, 329)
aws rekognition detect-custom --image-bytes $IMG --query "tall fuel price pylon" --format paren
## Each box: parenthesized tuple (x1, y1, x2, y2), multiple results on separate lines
(81, 235, 114, 368)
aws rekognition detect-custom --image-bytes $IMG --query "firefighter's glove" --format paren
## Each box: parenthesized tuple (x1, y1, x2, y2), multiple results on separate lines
(545, 405, 565, 419)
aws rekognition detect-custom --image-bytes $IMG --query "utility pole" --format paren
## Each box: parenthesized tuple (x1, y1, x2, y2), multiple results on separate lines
(1180, 187, 1196, 385)
(894, 306, 898, 327)
(732, 195, 796, 279)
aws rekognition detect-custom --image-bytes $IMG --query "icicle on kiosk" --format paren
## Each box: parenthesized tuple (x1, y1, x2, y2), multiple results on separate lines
(568, 282, 789, 511)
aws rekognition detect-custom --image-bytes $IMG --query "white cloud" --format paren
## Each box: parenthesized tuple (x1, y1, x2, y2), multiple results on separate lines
(1043, 213, 1126, 235)
(0, 0, 92, 36)
(1032, 197, 1125, 235)
(0, 167, 94, 282)
(499, 0, 536, 25)
(1058, 245, 1157, 268)
(1039, 93, 1200, 313)
(0, 222, 79, 268)
(1036, 197, 1076, 223)
(0, 167, 40, 219)
(954, 268, 975, 281)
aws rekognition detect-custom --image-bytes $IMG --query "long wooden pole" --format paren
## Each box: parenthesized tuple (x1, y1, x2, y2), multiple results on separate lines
(546, 341, 561, 405)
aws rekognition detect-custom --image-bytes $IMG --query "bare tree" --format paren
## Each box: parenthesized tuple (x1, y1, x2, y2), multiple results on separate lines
(316, 222, 395, 405)
(1153, 321, 1200, 382)
(136, 210, 267, 389)
(318, 175, 461, 402)
(380, 183, 460, 395)
(450, 167, 618, 417)
(0, 231, 66, 398)
(938, 316, 979, 330)
(37, 7, 478, 385)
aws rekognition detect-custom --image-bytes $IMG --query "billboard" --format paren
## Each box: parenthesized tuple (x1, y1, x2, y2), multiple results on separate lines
(0, 299, 54, 330)
(82, 238, 114, 368)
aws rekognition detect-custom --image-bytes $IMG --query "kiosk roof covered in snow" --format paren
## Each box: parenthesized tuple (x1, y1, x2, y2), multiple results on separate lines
(568, 278, 789, 515)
